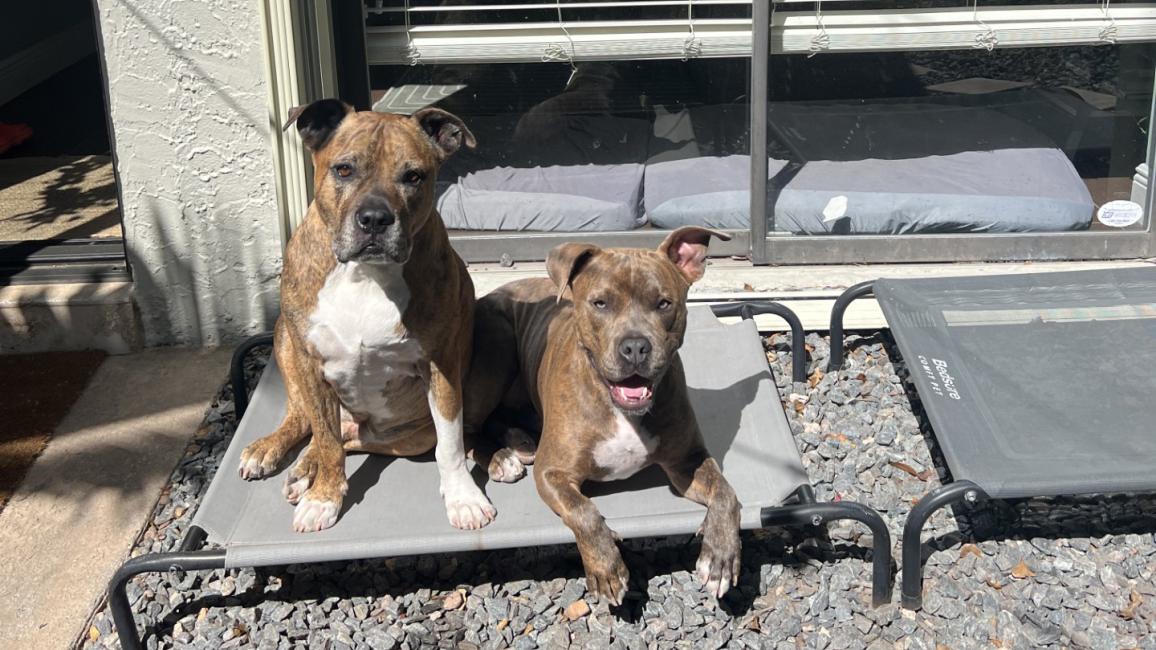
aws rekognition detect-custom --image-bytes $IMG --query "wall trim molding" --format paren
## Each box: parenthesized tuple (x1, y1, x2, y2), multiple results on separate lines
(259, 1, 312, 245)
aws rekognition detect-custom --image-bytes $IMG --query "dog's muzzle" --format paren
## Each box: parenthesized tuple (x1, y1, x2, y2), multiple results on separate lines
(334, 220, 409, 264)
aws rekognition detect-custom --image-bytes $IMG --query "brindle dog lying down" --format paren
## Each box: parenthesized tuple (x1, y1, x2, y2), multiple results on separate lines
(465, 227, 741, 604)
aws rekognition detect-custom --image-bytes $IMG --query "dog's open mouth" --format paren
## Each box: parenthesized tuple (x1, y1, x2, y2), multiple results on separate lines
(607, 375, 654, 410)
(344, 239, 408, 264)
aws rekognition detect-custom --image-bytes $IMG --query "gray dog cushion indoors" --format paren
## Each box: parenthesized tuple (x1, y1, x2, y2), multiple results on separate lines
(434, 113, 650, 232)
(193, 306, 808, 568)
(643, 151, 1093, 235)
(874, 267, 1156, 499)
(643, 93, 1095, 234)
(435, 163, 645, 232)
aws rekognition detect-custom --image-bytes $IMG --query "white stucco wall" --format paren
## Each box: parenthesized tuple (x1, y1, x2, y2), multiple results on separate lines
(95, 0, 282, 346)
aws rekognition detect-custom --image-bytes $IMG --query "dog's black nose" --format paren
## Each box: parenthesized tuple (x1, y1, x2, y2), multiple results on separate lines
(618, 337, 651, 366)
(355, 206, 395, 233)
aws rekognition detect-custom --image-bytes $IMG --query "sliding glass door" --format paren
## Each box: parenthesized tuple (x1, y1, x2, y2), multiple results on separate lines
(752, 0, 1156, 263)
(362, 1, 754, 262)
(310, 1, 1156, 265)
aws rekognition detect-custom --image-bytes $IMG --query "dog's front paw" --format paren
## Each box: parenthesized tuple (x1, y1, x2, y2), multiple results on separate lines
(441, 479, 497, 530)
(696, 522, 741, 599)
(292, 492, 342, 533)
(488, 448, 527, 483)
(583, 545, 630, 607)
(239, 438, 284, 479)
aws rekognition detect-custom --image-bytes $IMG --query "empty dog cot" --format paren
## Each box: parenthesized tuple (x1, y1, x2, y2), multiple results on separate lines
(109, 302, 892, 649)
(826, 267, 1156, 610)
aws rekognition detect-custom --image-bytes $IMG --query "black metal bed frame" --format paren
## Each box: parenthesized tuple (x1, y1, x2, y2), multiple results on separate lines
(827, 280, 994, 610)
(109, 301, 891, 649)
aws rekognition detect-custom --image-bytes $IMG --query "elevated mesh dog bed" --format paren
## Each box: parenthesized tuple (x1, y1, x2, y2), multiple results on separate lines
(827, 267, 1156, 609)
(110, 303, 891, 649)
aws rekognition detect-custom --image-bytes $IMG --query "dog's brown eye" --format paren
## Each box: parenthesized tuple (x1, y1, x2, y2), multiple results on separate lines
(402, 170, 424, 186)
(591, 299, 607, 310)
(332, 163, 354, 179)
(657, 298, 672, 311)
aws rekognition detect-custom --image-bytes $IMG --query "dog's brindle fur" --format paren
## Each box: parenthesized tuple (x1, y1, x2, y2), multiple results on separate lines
(465, 228, 742, 604)
(238, 100, 496, 532)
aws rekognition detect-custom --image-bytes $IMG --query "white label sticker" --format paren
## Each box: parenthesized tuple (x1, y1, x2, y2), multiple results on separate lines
(822, 195, 848, 222)
(1097, 200, 1144, 228)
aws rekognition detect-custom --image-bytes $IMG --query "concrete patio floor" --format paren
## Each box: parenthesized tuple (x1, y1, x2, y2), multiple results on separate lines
(0, 347, 229, 650)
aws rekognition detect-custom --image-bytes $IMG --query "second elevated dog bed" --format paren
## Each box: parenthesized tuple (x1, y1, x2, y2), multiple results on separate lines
(827, 267, 1156, 609)
(109, 302, 891, 649)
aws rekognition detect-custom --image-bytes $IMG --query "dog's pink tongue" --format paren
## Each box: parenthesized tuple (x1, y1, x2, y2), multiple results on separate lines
(613, 384, 651, 402)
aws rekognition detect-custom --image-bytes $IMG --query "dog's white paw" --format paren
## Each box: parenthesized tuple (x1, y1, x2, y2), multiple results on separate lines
(292, 494, 340, 533)
(488, 449, 526, 483)
(238, 444, 279, 479)
(696, 552, 734, 599)
(239, 457, 269, 480)
(441, 480, 496, 530)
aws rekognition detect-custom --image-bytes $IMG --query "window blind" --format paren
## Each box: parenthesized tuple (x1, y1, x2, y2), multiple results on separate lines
(365, 1, 750, 64)
(363, 0, 1156, 65)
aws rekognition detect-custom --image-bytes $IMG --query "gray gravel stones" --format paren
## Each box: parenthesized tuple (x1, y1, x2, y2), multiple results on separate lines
(79, 333, 1156, 649)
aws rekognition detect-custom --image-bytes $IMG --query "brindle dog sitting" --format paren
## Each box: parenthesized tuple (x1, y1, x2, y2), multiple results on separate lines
(465, 227, 742, 604)
(238, 100, 498, 533)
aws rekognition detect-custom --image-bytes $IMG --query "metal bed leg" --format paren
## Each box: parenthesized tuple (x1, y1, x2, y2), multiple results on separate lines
(792, 484, 817, 505)
(179, 525, 208, 553)
(230, 333, 274, 420)
(112, 343, 255, 648)
(111, 341, 258, 648)
(726, 301, 893, 605)
(109, 549, 227, 650)
(762, 500, 894, 607)
(741, 302, 808, 384)
(826, 281, 875, 372)
(709, 301, 808, 383)
(901, 480, 988, 610)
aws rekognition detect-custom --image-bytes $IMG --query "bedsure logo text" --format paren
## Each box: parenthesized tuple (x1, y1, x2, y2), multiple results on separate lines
(917, 355, 962, 400)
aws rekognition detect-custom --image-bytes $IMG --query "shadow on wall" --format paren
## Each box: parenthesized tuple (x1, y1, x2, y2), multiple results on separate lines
(126, 198, 280, 349)
(106, 2, 281, 346)
(117, 1, 262, 127)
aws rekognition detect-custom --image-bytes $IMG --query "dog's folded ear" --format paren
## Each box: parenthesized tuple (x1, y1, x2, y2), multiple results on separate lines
(284, 99, 354, 151)
(547, 242, 600, 303)
(412, 108, 477, 161)
(658, 226, 732, 284)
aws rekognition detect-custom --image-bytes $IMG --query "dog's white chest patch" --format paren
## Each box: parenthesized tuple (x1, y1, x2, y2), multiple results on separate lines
(592, 411, 658, 481)
(306, 263, 424, 421)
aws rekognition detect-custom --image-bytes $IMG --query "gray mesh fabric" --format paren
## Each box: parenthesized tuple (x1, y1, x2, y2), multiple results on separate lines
(875, 267, 1156, 498)
(193, 306, 807, 568)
